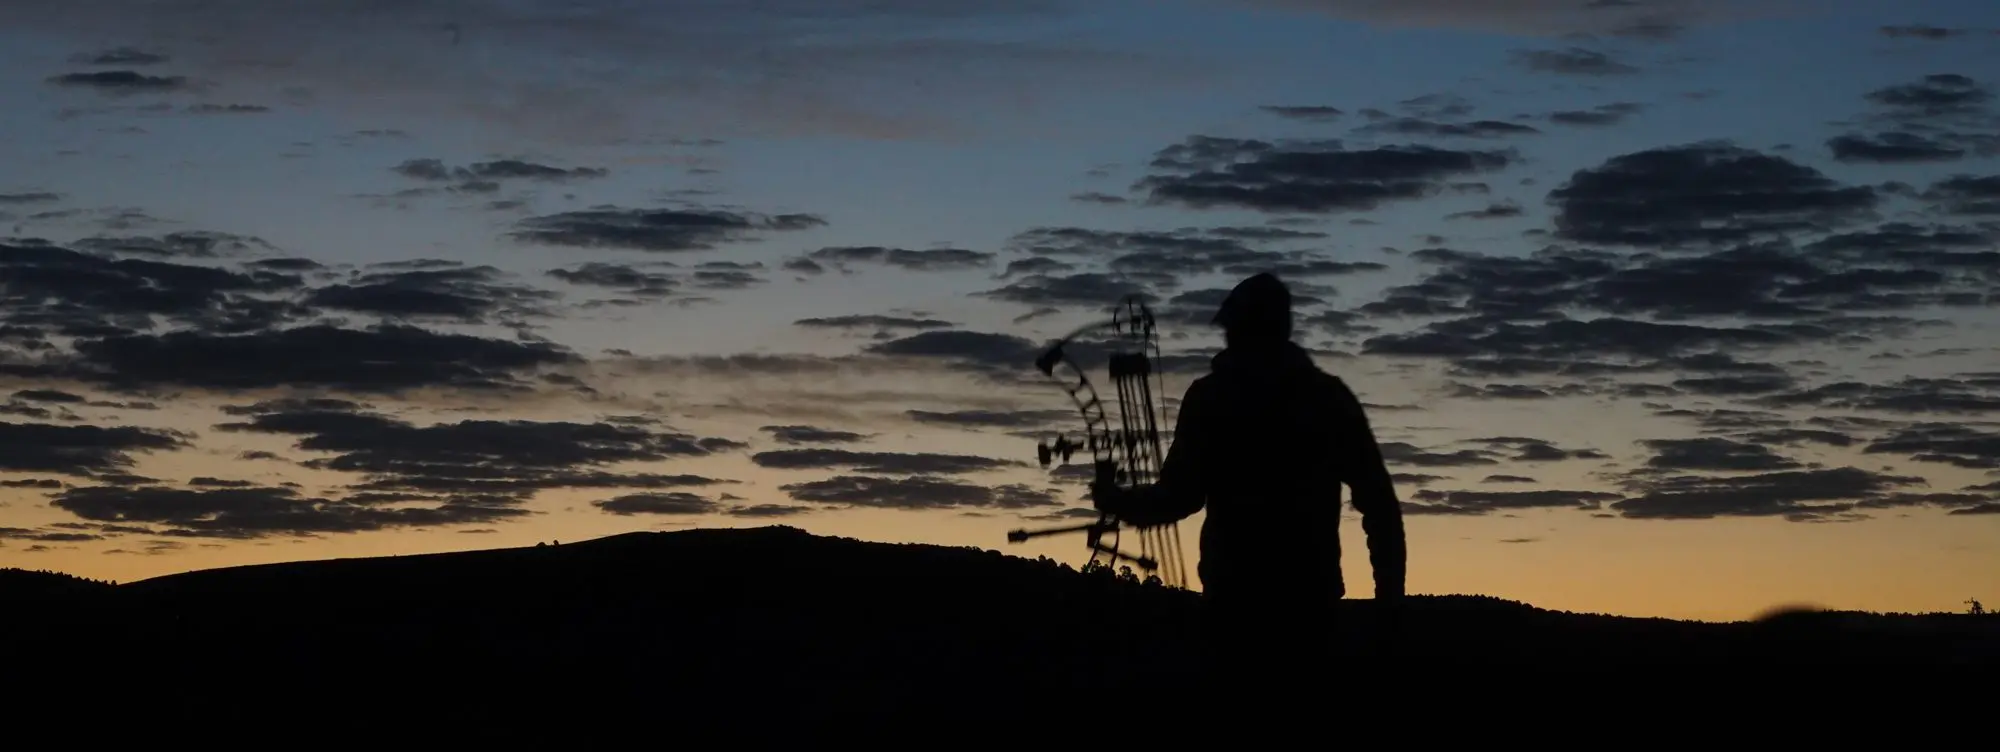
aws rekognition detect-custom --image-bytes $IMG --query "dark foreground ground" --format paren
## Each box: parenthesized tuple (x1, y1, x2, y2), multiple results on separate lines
(5, 526, 1995, 722)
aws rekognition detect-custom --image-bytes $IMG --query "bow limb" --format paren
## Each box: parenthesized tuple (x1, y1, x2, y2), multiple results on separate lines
(1009, 295, 1187, 588)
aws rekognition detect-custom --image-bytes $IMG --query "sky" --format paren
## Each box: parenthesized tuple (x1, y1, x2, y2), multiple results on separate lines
(1, 0, 1998, 621)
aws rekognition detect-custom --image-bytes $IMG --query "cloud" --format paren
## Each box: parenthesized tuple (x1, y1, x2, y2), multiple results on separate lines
(760, 425, 873, 445)
(863, 330, 1042, 376)
(51, 484, 531, 539)
(1923, 175, 2000, 216)
(392, 158, 609, 184)
(1547, 103, 1644, 127)
(0, 238, 608, 398)
(1606, 467, 1965, 522)
(1752, 375, 2000, 416)
(977, 273, 1157, 310)
(792, 315, 956, 334)
(793, 246, 994, 274)
(213, 398, 745, 499)
(1379, 441, 1498, 468)
(1866, 74, 1992, 118)
(750, 448, 1022, 475)
(1636, 438, 1803, 472)
(0, 192, 64, 205)
(1003, 225, 1352, 272)
(1512, 48, 1638, 76)
(1827, 74, 2000, 164)
(1446, 202, 1525, 220)
(905, 409, 1074, 431)
(304, 263, 557, 324)
(46, 70, 188, 92)
(779, 475, 1060, 510)
(0, 0, 1177, 143)
(1229, 0, 1754, 37)
(1879, 25, 1973, 40)
(1367, 316, 1812, 370)
(1549, 141, 1880, 248)
(1260, 105, 1343, 122)
(547, 262, 679, 300)
(57, 324, 577, 394)
(181, 102, 269, 115)
(510, 206, 827, 253)
(1136, 136, 1516, 213)
(0, 421, 188, 477)
(1463, 437, 1609, 463)
(1864, 422, 2000, 471)
(0, 239, 302, 334)
(1827, 132, 1968, 163)
(1408, 488, 1621, 516)
(1356, 118, 1542, 139)
(592, 492, 724, 516)
(1068, 192, 1129, 205)
(72, 46, 169, 65)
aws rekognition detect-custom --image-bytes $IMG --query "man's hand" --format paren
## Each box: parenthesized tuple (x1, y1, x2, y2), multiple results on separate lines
(1089, 480, 1127, 515)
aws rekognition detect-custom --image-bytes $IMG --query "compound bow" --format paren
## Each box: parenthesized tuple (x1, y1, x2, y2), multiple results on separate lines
(1006, 295, 1187, 589)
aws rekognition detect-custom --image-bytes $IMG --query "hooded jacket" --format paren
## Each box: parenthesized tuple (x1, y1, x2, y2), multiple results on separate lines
(1109, 340, 1406, 601)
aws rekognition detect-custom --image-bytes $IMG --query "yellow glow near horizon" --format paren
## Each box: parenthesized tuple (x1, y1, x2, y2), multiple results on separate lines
(10, 476, 1995, 622)
(2, 353, 1995, 623)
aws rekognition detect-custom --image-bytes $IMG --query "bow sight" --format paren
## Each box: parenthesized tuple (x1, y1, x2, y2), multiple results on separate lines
(1007, 295, 1187, 588)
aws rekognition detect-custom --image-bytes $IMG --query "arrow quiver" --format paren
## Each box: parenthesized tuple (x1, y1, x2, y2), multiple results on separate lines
(1008, 295, 1187, 589)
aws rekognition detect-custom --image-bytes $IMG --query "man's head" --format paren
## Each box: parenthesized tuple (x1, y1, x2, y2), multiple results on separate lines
(1212, 272, 1292, 347)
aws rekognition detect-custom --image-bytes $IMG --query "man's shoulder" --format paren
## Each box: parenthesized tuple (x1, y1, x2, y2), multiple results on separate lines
(1303, 372, 1365, 416)
(1182, 372, 1221, 400)
(1302, 368, 1354, 393)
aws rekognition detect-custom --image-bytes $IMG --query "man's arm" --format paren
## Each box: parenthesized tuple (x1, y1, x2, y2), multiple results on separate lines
(1329, 377, 1406, 599)
(1093, 381, 1208, 527)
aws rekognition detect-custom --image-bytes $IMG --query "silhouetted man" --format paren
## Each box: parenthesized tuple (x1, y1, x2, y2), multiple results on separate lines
(1091, 272, 1406, 688)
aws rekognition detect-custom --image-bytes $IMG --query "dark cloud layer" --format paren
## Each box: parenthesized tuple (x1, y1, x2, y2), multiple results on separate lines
(985, 224, 1383, 312)
(47, 70, 187, 92)
(393, 158, 608, 184)
(1512, 48, 1638, 76)
(792, 246, 994, 275)
(760, 425, 872, 445)
(750, 448, 1021, 476)
(215, 398, 744, 499)
(67, 324, 576, 394)
(1829, 73, 2000, 164)
(780, 475, 1059, 511)
(305, 264, 557, 324)
(3, 0, 1184, 143)
(510, 206, 827, 253)
(1549, 141, 1880, 248)
(52, 485, 532, 539)
(0, 241, 584, 396)
(0, 421, 187, 477)
(1604, 467, 1983, 522)
(1136, 136, 1515, 214)
(21, 394, 761, 539)
(1340, 138, 1998, 387)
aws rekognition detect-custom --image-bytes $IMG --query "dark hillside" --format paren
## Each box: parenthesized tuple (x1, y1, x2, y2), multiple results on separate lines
(5, 526, 1996, 720)
(0, 567, 115, 600)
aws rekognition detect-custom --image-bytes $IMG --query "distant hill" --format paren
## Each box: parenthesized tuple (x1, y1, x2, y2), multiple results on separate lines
(5, 526, 1995, 720)
(0, 567, 115, 598)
